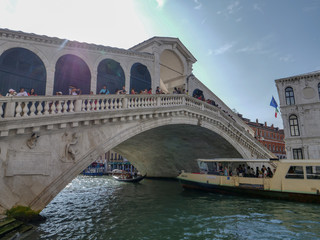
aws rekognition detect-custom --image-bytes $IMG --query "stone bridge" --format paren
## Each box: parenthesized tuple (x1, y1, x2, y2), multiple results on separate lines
(0, 94, 274, 213)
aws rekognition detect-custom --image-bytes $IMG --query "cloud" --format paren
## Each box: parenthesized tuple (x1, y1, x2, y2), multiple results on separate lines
(227, 1, 241, 14)
(207, 49, 213, 55)
(213, 43, 235, 55)
(253, 3, 264, 14)
(279, 55, 295, 62)
(194, 0, 202, 10)
(237, 35, 275, 54)
(236, 17, 242, 22)
(156, 0, 165, 8)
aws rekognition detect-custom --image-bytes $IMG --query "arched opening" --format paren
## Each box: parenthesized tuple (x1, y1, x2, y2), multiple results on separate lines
(159, 50, 184, 94)
(97, 59, 125, 94)
(54, 54, 91, 95)
(0, 47, 46, 96)
(289, 114, 300, 136)
(285, 87, 295, 105)
(130, 63, 151, 93)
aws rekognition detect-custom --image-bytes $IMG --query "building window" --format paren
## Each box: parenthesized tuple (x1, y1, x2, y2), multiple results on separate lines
(285, 87, 295, 105)
(318, 83, 320, 99)
(289, 115, 300, 136)
(293, 148, 303, 159)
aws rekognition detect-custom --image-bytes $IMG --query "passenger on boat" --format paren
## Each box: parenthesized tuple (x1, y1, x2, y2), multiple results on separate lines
(267, 167, 273, 178)
(255, 167, 260, 178)
(224, 166, 229, 176)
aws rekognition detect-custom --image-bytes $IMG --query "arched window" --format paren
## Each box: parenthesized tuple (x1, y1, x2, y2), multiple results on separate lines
(289, 115, 300, 136)
(285, 87, 295, 105)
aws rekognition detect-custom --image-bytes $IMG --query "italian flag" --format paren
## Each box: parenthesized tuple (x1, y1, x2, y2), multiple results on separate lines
(270, 96, 279, 118)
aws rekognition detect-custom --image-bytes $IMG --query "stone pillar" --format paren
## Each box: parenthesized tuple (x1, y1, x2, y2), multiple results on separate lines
(46, 67, 55, 96)
(152, 45, 161, 94)
(91, 70, 97, 94)
(125, 66, 131, 93)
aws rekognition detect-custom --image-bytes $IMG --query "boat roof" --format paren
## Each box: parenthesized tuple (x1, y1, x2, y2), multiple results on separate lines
(197, 158, 271, 163)
(197, 158, 320, 164)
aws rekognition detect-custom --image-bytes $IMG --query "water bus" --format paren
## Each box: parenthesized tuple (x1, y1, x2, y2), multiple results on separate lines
(177, 158, 320, 203)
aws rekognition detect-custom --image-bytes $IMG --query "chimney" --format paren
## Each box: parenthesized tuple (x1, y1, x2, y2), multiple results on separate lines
(264, 122, 267, 127)
(271, 124, 274, 129)
(256, 119, 259, 123)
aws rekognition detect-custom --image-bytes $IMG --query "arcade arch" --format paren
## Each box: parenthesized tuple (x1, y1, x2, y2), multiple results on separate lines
(97, 59, 125, 94)
(0, 47, 46, 95)
(130, 63, 151, 93)
(159, 49, 185, 93)
(53, 54, 91, 95)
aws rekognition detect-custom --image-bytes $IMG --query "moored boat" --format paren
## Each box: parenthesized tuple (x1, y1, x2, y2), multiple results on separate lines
(177, 158, 320, 203)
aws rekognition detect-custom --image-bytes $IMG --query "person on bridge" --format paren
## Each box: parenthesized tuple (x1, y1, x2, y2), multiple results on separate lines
(28, 88, 37, 96)
(99, 85, 110, 94)
(120, 86, 127, 94)
(16, 88, 28, 96)
(6, 89, 16, 97)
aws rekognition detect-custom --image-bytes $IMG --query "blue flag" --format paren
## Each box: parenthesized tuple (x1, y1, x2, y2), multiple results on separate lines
(270, 96, 278, 109)
(270, 96, 279, 118)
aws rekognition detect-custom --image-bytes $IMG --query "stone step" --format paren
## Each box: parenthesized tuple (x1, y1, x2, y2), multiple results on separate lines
(1, 224, 33, 240)
(0, 217, 15, 228)
(0, 219, 23, 238)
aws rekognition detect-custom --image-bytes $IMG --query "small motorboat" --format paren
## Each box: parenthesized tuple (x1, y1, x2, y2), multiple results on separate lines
(112, 169, 146, 183)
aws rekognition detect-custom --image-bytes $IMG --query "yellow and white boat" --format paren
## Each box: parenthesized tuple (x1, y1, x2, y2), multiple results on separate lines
(177, 158, 320, 203)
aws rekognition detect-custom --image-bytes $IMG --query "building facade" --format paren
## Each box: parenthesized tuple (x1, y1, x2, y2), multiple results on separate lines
(275, 70, 320, 159)
(240, 116, 286, 159)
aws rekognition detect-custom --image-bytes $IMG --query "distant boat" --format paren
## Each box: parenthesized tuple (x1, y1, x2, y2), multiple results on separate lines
(177, 158, 320, 203)
(112, 169, 146, 183)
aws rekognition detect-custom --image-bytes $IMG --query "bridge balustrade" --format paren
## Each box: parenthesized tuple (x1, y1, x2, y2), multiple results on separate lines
(0, 94, 196, 119)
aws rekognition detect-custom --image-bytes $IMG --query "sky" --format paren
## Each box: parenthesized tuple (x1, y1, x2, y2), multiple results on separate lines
(1, 0, 320, 129)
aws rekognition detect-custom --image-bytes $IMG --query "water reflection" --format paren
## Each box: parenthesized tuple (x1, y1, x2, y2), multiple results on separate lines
(25, 176, 320, 240)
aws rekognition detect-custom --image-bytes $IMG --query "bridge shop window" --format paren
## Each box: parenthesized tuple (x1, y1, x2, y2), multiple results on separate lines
(293, 148, 303, 159)
(285, 166, 304, 179)
(306, 166, 320, 179)
(97, 59, 125, 94)
(0, 47, 46, 96)
(130, 63, 151, 93)
(285, 87, 295, 105)
(54, 54, 91, 95)
(289, 115, 300, 136)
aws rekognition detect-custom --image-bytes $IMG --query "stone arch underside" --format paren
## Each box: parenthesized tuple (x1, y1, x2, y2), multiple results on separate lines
(113, 124, 242, 177)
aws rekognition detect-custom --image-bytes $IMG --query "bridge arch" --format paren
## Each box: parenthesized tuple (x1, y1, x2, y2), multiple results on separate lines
(96, 59, 125, 94)
(28, 112, 251, 211)
(0, 47, 47, 96)
(53, 54, 91, 95)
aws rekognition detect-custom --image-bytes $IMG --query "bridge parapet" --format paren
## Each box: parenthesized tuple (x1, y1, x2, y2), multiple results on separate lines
(0, 94, 272, 159)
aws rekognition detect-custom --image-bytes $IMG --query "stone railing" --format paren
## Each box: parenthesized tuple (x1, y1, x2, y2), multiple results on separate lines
(0, 94, 188, 119)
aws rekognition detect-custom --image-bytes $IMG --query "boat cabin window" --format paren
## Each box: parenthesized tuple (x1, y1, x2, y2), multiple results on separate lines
(285, 166, 304, 179)
(306, 166, 320, 179)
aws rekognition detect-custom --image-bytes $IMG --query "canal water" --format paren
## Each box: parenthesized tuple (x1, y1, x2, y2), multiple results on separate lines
(25, 176, 320, 240)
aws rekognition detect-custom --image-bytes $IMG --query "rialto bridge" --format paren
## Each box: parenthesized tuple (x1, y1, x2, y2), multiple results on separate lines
(0, 29, 275, 213)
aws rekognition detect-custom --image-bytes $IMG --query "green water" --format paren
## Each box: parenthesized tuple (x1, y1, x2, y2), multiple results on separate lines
(25, 176, 320, 240)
